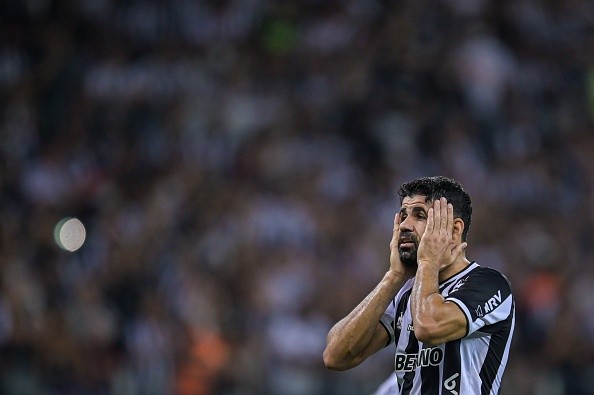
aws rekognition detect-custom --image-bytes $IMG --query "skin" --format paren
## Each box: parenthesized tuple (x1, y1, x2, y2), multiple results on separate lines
(323, 195, 469, 371)
(410, 196, 469, 345)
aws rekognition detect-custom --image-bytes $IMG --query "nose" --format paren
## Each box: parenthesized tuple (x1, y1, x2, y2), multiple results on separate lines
(399, 214, 414, 232)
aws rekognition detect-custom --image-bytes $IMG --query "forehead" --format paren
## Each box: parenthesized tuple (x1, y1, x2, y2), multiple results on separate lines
(400, 195, 430, 210)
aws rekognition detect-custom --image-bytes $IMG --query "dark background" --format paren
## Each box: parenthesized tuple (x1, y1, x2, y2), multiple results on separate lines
(0, 0, 593, 394)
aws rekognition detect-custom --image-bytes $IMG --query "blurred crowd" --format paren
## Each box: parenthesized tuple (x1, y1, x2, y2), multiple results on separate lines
(0, 0, 593, 394)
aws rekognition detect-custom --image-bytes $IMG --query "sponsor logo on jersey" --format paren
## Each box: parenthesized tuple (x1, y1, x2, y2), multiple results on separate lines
(444, 373, 460, 394)
(476, 304, 484, 318)
(484, 290, 502, 313)
(395, 347, 443, 371)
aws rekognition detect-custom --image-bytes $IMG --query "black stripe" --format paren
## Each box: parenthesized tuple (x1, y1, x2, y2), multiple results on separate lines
(401, 326, 419, 395)
(480, 300, 514, 395)
(398, 290, 417, 395)
(421, 345, 440, 394)
(442, 339, 461, 395)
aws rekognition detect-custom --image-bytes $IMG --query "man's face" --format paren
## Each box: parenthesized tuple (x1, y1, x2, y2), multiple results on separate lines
(398, 195, 431, 268)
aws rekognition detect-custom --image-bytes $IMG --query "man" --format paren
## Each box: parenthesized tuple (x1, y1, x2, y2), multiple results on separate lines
(323, 176, 515, 394)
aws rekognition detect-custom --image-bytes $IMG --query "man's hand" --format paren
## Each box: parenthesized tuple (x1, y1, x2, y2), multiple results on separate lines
(389, 213, 415, 279)
(417, 198, 467, 272)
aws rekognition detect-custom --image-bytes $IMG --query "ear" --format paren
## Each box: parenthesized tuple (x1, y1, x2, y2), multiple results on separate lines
(452, 218, 465, 242)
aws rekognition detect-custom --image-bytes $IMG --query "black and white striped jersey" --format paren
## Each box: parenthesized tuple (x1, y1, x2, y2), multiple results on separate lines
(379, 262, 515, 395)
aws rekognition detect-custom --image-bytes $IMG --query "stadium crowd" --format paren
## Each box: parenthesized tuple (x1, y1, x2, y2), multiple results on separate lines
(0, 0, 593, 394)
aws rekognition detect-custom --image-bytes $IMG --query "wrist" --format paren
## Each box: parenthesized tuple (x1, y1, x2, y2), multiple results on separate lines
(415, 261, 442, 282)
(386, 269, 410, 282)
(417, 260, 438, 269)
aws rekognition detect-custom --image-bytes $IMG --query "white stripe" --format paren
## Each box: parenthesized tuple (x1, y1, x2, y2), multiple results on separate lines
(489, 307, 515, 395)
(459, 336, 492, 393)
(470, 295, 513, 334)
(382, 280, 413, 346)
(446, 294, 513, 336)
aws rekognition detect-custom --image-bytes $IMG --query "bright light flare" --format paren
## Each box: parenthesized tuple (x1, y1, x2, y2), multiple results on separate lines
(54, 217, 86, 252)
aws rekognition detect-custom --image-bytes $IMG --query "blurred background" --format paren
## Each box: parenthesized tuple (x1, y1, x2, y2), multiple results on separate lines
(0, 0, 593, 394)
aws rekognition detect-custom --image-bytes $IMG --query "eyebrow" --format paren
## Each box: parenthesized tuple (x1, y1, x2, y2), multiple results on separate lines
(400, 206, 428, 215)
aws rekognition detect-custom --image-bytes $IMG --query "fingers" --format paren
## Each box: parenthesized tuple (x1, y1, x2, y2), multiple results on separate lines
(432, 199, 440, 234)
(423, 197, 456, 240)
(425, 206, 434, 235)
(447, 200, 453, 237)
(433, 197, 453, 237)
(391, 212, 400, 246)
(432, 198, 444, 235)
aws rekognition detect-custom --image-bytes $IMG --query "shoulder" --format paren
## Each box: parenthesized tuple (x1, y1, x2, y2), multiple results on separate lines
(468, 266, 513, 289)
(446, 264, 515, 334)
(448, 264, 514, 300)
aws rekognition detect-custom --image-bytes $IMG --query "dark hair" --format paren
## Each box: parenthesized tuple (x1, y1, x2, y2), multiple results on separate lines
(398, 176, 472, 241)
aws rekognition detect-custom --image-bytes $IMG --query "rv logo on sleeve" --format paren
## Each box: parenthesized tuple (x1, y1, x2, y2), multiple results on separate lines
(484, 290, 502, 313)
(476, 304, 484, 317)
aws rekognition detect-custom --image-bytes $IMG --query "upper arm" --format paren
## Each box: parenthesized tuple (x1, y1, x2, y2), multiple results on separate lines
(446, 269, 514, 337)
(415, 268, 513, 344)
(415, 268, 513, 346)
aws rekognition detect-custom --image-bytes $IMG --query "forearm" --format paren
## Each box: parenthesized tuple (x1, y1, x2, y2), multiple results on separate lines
(410, 198, 469, 345)
(323, 270, 406, 370)
(411, 263, 445, 342)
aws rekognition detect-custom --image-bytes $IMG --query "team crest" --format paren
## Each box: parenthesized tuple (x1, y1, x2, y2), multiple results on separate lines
(450, 277, 468, 293)
(396, 312, 403, 330)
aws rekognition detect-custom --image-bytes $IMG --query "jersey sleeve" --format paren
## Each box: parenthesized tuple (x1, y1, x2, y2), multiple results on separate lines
(380, 300, 395, 346)
(379, 279, 413, 346)
(445, 268, 514, 337)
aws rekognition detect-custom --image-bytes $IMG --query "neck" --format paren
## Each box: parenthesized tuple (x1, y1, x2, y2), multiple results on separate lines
(438, 255, 471, 283)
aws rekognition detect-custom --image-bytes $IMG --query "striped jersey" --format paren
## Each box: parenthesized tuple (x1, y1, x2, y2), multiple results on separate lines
(379, 262, 515, 395)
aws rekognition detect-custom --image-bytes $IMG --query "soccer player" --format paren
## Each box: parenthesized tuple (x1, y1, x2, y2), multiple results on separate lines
(323, 176, 515, 394)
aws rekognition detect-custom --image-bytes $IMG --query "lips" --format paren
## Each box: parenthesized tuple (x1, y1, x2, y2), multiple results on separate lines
(398, 234, 417, 248)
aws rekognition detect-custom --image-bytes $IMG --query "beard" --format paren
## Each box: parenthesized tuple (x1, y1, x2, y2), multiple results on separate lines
(398, 232, 419, 269)
(398, 248, 418, 268)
